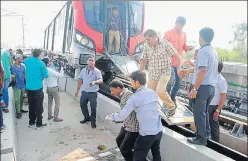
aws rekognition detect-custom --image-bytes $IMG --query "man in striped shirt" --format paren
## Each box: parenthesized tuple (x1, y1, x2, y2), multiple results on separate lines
(109, 80, 139, 161)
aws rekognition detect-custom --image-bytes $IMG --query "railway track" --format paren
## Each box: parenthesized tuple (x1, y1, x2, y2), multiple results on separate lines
(176, 94, 248, 135)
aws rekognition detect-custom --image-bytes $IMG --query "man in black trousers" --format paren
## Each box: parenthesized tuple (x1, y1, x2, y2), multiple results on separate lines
(24, 49, 48, 129)
(75, 55, 103, 129)
(109, 80, 139, 161)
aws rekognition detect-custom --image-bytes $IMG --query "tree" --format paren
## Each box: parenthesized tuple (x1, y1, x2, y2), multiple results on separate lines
(230, 22, 247, 60)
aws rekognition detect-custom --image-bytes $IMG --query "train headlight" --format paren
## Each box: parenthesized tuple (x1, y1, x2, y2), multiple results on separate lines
(81, 38, 89, 46)
(75, 31, 94, 49)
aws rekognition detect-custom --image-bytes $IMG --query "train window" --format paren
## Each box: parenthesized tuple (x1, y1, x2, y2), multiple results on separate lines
(83, 1, 104, 32)
(55, 14, 62, 35)
(67, 7, 74, 51)
(48, 22, 54, 50)
(129, 2, 143, 36)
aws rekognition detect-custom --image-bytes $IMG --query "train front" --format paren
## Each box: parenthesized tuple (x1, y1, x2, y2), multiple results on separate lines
(71, 1, 145, 79)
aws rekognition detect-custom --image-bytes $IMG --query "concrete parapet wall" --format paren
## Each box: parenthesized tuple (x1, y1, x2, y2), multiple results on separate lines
(1, 90, 17, 161)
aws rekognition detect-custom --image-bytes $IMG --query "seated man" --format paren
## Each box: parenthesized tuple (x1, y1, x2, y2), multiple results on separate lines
(106, 70, 163, 161)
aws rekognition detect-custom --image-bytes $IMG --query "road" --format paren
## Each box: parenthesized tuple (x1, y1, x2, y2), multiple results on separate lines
(15, 90, 119, 161)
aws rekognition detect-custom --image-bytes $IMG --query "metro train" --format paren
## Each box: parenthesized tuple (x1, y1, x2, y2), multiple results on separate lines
(43, 0, 145, 84)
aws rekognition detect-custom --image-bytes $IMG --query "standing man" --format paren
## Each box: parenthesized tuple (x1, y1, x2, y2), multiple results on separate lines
(139, 29, 184, 117)
(0, 52, 6, 133)
(75, 56, 103, 129)
(42, 59, 64, 122)
(106, 70, 163, 161)
(108, 7, 121, 54)
(208, 62, 227, 142)
(9, 49, 15, 64)
(109, 80, 139, 161)
(164, 16, 194, 106)
(24, 49, 48, 129)
(11, 54, 28, 119)
(186, 27, 218, 145)
(1, 50, 12, 113)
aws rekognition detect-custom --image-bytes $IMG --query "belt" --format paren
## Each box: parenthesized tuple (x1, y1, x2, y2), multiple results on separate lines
(48, 86, 58, 88)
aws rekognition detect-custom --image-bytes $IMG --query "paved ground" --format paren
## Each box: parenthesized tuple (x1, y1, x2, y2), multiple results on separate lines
(15, 90, 124, 161)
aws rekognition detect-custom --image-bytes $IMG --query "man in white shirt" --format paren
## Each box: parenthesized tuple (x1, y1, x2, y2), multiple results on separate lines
(208, 62, 227, 142)
(42, 59, 63, 122)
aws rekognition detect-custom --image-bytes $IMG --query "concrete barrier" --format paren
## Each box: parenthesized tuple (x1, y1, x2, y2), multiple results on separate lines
(59, 75, 234, 161)
(1, 90, 17, 161)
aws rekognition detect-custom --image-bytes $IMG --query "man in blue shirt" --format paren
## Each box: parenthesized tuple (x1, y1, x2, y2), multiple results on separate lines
(106, 70, 163, 161)
(11, 54, 27, 118)
(75, 55, 103, 129)
(24, 49, 48, 129)
(184, 27, 218, 145)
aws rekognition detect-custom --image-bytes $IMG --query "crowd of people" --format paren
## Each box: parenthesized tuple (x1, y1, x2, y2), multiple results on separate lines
(0, 48, 64, 133)
(0, 15, 228, 161)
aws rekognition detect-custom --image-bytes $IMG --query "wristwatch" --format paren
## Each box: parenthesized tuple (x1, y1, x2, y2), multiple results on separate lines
(216, 109, 220, 113)
(192, 88, 198, 91)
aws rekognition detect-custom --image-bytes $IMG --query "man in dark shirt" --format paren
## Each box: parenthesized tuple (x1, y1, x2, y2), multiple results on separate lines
(109, 80, 139, 161)
(108, 7, 121, 54)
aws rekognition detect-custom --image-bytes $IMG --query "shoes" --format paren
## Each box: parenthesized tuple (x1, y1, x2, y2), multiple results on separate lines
(21, 109, 28, 113)
(91, 122, 96, 129)
(28, 123, 35, 128)
(2, 109, 9, 113)
(53, 117, 63, 122)
(35, 123, 47, 130)
(80, 118, 91, 124)
(16, 113, 22, 119)
(167, 108, 176, 117)
(0, 125, 6, 133)
(187, 137, 207, 146)
(48, 116, 54, 120)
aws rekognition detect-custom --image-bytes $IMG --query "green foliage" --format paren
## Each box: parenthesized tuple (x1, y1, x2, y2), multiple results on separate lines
(183, 47, 247, 63)
(230, 22, 247, 61)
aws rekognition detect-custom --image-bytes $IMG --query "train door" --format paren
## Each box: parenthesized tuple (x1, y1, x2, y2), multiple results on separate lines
(103, 1, 128, 54)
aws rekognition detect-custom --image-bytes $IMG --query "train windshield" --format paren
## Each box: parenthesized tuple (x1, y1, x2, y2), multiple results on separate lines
(129, 2, 143, 36)
(111, 55, 139, 74)
(83, 1, 143, 36)
(83, 1, 104, 32)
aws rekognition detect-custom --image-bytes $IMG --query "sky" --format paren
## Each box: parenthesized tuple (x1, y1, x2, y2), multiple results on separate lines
(1, 1, 247, 50)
